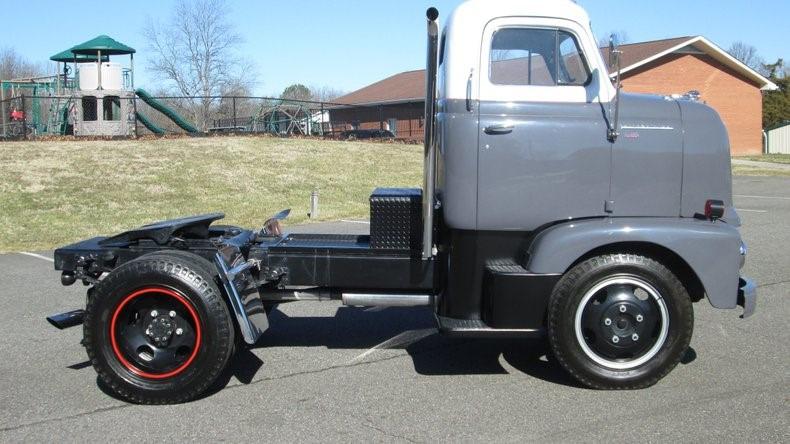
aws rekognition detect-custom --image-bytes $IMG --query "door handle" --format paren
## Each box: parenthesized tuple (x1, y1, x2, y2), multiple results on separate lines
(484, 124, 514, 135)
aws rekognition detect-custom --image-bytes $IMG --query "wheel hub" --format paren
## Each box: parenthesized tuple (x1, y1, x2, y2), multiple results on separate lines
(110, 287, 201, 379)
(600, 301, 649, 348)
(574, 277, 670, 370)
(146, 314, 177, 347)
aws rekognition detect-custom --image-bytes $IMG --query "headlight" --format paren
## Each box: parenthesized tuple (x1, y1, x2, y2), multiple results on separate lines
(739, 240, 747, 268)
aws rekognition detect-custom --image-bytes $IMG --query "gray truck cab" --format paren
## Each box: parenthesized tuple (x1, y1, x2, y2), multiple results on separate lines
(46, 0, 755, 403)
(430, 0, 753, 382)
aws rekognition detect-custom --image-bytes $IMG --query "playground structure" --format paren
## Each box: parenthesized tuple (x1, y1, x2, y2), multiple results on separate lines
(0, 35, 385, 139)
(1, 35, 200, 138)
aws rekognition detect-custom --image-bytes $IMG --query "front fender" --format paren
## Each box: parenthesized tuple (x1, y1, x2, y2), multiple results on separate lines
(525, 218, 742, 309)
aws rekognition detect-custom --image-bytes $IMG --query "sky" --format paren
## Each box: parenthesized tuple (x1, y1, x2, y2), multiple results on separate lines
(3, 0, 786, 97)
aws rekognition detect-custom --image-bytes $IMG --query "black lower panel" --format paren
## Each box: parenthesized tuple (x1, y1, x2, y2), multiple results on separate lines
(438, 230, 558, 330)
(482, 266, 560, 329)
(262, 233, 434, 290)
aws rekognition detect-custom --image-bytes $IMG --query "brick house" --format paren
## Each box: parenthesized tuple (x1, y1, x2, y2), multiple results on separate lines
(332, 36, 777, 154)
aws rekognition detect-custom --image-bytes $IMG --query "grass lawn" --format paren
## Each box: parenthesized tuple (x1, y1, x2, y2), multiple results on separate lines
(0, 136, 421, 252)
(2, 136, 784, 252)
(735, 154, 790, 164)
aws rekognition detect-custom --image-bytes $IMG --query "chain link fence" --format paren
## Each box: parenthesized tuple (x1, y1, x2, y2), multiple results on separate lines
(1, 93, 426, 142)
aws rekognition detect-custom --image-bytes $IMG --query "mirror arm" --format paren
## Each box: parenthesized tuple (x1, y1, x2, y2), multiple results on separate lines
(607, 49, 623, 142)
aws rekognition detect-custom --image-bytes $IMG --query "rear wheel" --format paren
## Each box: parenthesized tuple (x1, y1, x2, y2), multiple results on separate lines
(84, 251, 235, 404)
(548, 254, 693, 389)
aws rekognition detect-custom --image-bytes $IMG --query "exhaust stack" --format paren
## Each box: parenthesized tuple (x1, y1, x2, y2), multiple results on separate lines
(422, 7, 440, 260)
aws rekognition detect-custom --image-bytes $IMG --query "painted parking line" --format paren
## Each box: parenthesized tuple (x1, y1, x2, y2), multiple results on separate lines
(347, 328, 435, 364)
(19, 252, 54, 263)
(736, 208, 769, 213)
(340, 220, 371, 224)
(734, 194, 790, 201)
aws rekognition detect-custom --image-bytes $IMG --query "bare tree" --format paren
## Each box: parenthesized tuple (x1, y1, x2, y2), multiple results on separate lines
(0, 47, 43, 81)
(727, 41, 767, 75)
(310, 85, 347, 103)
(598, 31, 629, 48)
(143, 0, 250, 130)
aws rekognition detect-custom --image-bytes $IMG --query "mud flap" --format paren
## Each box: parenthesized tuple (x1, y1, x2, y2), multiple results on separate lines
(214, 251, 268, 345)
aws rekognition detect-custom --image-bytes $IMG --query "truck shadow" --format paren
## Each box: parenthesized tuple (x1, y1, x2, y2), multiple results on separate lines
(233, 305, 584, 389)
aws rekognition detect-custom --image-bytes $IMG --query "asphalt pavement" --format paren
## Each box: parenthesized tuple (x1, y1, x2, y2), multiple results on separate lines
(0, 176, 787, 442)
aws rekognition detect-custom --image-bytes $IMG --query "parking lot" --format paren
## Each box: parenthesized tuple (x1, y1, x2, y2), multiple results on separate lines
(0, 176, 787, 442)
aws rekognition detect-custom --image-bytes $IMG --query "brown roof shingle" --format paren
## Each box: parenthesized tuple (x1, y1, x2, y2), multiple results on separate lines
(334, 69, 425, 105)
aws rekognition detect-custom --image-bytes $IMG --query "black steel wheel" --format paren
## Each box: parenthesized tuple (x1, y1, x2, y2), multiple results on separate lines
(84, 251, 235, 404)
(548, 254, 693, 389)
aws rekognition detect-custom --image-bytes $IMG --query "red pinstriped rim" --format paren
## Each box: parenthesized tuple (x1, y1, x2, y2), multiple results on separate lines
(109, 287, 202, 379)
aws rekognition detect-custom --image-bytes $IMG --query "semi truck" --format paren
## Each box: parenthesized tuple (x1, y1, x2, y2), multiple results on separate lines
(47, 0, 756, 404)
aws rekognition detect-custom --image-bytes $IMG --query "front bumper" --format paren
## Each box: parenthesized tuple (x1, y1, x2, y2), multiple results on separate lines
(737, 277, 757, 318)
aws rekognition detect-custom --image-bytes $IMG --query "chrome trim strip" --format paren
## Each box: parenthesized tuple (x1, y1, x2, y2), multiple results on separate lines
(620, 125, 674, 130)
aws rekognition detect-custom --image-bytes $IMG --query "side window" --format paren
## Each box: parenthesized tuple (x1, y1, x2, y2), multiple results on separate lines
(558, 32, 590, 85)
(489, 28, 590, 86)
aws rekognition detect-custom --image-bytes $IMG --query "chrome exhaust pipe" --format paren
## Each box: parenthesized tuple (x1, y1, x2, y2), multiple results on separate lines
(422, 7, 440, 260)
(46, 309, 85, 329)
(342, 293, 433, 307)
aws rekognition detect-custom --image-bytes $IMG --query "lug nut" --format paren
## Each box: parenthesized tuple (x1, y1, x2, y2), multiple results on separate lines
(175, 328, 183, 336)
(612, 336, 620, 343)
(604, 318, 612, 326)
(619, 305, 627, 313)
(169, 310, 176, 318)
(150, 310, 158, 317)
(632, 333, 639, 341)
(636, 314, 644, 322)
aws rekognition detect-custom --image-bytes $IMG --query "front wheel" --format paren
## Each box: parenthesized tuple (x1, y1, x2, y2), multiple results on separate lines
(547, 254, 693, 389)
(84, 251, 235, 404)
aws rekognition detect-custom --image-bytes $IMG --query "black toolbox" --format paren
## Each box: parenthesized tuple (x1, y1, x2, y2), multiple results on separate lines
(369, 188, 422, 250)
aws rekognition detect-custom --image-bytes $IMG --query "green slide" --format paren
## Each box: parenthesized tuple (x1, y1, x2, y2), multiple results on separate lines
(135, 111, 165, 135)
(135, 88, 199, 134)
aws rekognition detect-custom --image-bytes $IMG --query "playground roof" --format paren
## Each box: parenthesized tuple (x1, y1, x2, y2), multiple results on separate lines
(49, 49, 109, 63)
(70, 35, 136, 56)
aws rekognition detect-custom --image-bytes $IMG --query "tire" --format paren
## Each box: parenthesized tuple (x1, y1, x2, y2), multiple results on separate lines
(547, 254, 693, 389)
(84, 251, 235, 404)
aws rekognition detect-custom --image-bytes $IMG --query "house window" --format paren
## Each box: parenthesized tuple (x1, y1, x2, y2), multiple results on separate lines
(103, 96, 121, 121)
(82, 96, 97, 121)
(387, 118, 398, 136)
(490, 28, 590, 86)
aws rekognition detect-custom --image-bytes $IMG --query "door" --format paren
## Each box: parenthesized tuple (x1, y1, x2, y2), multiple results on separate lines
(477, 19, 613, 230)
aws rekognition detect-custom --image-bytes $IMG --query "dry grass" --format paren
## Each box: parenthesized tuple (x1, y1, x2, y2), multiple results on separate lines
(734, 154, 790, 165)
(731, 165, 790, 177)
(0, 136, 421, 252)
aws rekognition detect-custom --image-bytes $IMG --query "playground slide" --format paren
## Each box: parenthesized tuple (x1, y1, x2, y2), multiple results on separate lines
(135, 88, 199, 134)
(135, 112, 165, 135)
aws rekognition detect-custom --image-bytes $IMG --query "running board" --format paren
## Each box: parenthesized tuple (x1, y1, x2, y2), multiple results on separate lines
(436, 315, 544, 338)
(46, 309, 85, 329)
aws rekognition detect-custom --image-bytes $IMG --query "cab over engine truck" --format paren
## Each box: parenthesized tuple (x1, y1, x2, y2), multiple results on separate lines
(47, 0, 756, 404)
